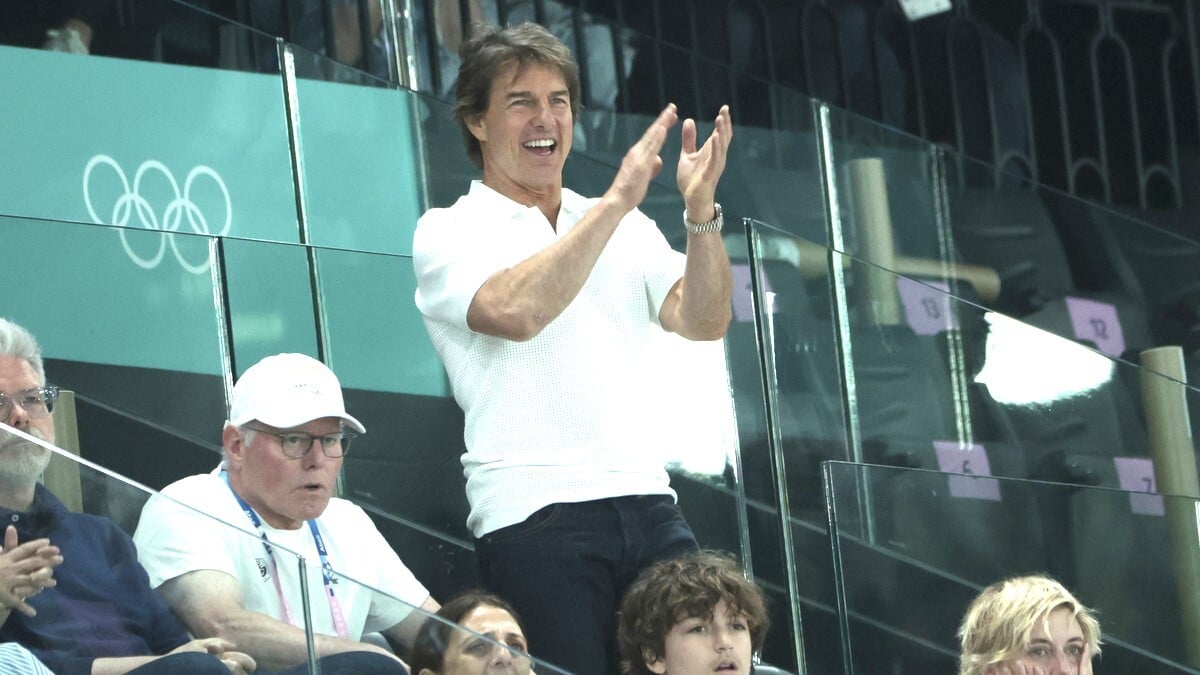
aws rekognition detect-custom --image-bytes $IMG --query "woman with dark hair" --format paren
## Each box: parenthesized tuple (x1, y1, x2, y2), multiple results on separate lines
(409, 591, 532, 675)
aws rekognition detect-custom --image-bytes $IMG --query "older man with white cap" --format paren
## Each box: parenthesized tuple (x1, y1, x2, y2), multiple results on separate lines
(134, 353, 439, 674)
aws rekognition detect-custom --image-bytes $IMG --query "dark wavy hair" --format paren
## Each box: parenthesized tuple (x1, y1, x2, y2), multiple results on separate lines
(452, 21, 581, 170)
(618, 550, 769, 675)
(408, 590, 527, 674)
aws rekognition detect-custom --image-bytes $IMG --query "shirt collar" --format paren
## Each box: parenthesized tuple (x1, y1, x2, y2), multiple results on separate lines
(468, 181, 587, 222)
(467, 181, 529, 220)
(0, 484, 64, 532)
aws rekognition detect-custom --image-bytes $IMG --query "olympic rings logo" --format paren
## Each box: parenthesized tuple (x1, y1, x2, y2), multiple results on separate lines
(83, 155, 232, 273)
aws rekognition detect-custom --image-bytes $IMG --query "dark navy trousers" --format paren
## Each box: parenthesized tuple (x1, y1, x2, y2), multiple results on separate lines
(476, 495, 699, 675)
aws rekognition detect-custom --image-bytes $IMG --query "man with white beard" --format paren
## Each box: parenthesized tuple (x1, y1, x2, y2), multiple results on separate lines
(0, 317, 256, 675)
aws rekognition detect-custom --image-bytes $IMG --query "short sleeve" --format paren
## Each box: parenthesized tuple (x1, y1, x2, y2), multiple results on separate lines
(351, 507, 430, 633)
(628, 208, 686, 320)
(133, 483, 245, 588)
(413, 207, 508, 330)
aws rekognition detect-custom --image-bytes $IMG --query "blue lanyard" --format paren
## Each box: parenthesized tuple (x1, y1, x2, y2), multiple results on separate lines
(221, 471, 349, 637)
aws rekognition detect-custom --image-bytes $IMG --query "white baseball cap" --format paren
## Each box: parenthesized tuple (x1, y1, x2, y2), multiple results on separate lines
(227, 353, 365, 433)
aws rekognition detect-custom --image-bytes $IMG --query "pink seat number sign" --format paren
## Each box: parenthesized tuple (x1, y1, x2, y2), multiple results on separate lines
(897, 279, 957, 335)
(934, 441, 1001, 501)
(1113, 456, 1164, 516)
(1065, 297, 1125, 357)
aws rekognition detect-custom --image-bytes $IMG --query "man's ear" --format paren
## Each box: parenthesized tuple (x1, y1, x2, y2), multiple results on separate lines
(643, 648, 667, 675)
(466, 113, 487, 144)
(222, 424, 245, 464)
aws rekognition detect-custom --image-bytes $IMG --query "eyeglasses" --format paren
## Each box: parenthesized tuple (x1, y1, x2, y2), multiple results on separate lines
(243, 424, 355, 459)
(0, 386, 59, 422)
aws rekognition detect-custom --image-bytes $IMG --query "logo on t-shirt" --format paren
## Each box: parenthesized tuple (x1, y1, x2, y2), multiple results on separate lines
(256, 557, 270, 580)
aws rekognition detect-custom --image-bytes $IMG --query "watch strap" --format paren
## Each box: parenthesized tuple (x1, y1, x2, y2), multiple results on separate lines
(683, 203, 724, 235)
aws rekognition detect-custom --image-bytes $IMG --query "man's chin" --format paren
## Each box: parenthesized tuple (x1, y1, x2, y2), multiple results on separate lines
(0, 439, 52, 481)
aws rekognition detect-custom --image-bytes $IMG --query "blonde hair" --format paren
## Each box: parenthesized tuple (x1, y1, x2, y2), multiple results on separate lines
(958, 575, 1101, 675)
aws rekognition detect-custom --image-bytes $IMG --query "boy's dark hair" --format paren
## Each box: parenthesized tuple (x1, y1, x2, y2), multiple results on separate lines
(453, 21, 581, 170)
(408, 590, 526, 674)
(618, 550, 769, 675)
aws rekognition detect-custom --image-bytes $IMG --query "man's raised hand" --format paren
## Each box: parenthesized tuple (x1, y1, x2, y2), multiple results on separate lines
(607, 104, 679, 212)
(677, 105, 733, 222)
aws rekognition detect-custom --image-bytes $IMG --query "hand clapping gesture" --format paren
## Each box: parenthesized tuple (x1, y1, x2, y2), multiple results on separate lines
(608, 104, 678, 212)
(608, 103, 734, 221)
(677, 105, 733, 221)
(0, 524, 62, 617)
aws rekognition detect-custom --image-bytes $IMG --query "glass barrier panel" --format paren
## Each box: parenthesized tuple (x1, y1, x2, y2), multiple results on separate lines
(825, 461, 1200, 674)
(0, 422, 321, 673)
(749, 219, 1200, 673)
(330, 569, 575, 674)
(314, 247, 471, 555)
(0, 20, 300, 243)
(0, 0, 283, 73)
(0, 214, 228, 482)
(220, 237, 320, 373)
(407, 0, 497, 101)
(816, 103, 947, 265)
(129, 460, 326, 674)
(414, 88, 481, 210)
(740, 219, 849, 674)
(746, 221, 851, 517)
(722, 226, 811, 675)
(750, 220, 1200, 493)
(817, 102, 1200, 385)
(287, 43, 428, 255)
(947, 151, 1200, 378)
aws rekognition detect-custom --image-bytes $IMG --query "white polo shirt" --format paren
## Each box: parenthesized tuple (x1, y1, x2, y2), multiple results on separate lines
(413, 181, 687, 537)
(134, 472, 430, 639)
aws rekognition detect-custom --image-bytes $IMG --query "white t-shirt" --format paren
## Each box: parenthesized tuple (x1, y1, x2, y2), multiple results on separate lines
(413, 181, 688, 537)
(133, 472, 430, 640)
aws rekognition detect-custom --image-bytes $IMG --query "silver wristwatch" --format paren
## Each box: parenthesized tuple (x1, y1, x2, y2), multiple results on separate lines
(683, 203, 724, 235)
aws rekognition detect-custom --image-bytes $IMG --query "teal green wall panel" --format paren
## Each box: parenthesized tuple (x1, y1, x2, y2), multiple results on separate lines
(0, 46, 298, 243)
(317, 250, 449, 396)
(0, 216, 223, 375)
(296, 80, 425, 255)
(222, 239, 319, 373)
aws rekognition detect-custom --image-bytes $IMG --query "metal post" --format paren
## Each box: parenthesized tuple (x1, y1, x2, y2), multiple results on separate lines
(1140, 346, 1200, 668)
(844, 157, 902, 326)
(297, 557, 322, 675)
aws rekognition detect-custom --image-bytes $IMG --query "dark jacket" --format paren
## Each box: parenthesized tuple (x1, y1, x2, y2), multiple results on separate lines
(0, 485, 189, 675)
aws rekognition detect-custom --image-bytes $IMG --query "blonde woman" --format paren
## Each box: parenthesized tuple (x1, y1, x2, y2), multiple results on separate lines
(959, 575, 1101, 675)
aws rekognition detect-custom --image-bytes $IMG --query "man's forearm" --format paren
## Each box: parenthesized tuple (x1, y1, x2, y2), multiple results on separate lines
(467, 194, 627, 340)
(674, 231, 733, 340)
(210, 610, 396, 671)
